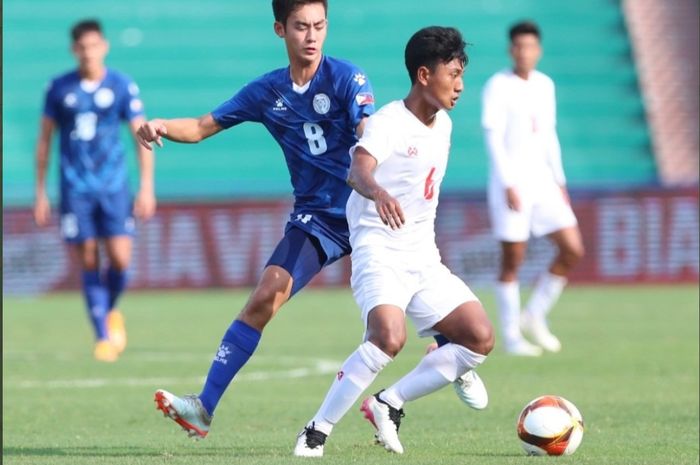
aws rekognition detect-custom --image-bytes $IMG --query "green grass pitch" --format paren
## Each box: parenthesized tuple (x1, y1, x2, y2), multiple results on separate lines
(3, 285, 699, 464)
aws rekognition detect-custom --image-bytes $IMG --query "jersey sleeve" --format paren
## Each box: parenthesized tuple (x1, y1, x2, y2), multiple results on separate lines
(120, 76, 145, 121)
(342, 67, 375, 131)
(211, 81, 263, 129)
(482, 75, 517, 187)
(481, 75, 506, 131)
(351, 111, 393, 165)
(42, 79, 60, 121)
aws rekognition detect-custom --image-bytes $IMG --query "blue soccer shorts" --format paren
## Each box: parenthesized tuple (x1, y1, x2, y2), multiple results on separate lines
(59, 186, 134, 243)
(267, 212, 351, 296)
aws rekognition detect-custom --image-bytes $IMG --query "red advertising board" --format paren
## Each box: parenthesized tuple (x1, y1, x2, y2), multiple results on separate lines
(3, 188, 697, 296)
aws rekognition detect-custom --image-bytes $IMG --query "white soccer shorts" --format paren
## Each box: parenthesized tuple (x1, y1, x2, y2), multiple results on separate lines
(488, 182, 578, 242)
(350, 247, 479, 337)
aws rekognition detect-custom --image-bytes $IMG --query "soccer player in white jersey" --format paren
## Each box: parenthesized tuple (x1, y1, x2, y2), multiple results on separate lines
(294, 26, 494, 457)
(482, 21, 585, 356)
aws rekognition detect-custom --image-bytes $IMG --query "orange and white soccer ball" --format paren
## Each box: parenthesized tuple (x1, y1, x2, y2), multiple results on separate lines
(516, 395, 584, 456)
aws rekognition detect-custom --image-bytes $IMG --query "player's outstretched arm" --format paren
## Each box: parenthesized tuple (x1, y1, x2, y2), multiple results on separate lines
(347, 147, 405, 230)
(136, 113, 223, 150)
(33, 116, 55, 227)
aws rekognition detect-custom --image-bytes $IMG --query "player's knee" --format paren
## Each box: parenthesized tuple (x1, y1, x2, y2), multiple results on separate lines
(474, 320, 495, 355)
(241, 288, 279, 323)
(370, 333, 406, 358)
(459, 320, 495, 356)
(108, 259, 129, 272)
(561, 243, 585, 267)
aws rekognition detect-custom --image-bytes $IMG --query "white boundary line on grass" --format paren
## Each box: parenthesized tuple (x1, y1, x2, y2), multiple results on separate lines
(5, 358, 342, 390)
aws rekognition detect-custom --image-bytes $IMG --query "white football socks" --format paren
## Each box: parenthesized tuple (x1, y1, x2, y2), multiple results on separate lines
(309, 341, 392, 435)
(495, 280, 522, 345)
(524, 272, 567, 320)
(379, 343, 487, 410)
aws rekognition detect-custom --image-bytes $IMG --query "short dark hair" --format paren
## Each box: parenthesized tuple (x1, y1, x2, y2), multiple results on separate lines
(404, 26, 468, 85)
(71, 19, 103, 42)
(509, 20, 541, 42)
(272, 0, 327, 26)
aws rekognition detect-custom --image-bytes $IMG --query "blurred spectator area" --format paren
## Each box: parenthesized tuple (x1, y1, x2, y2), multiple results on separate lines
(623, 0, 699, 186)
(3, 0, 669, 206)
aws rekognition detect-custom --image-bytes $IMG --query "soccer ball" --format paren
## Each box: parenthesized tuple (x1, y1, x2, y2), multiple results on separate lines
(516, 395, 584, 456)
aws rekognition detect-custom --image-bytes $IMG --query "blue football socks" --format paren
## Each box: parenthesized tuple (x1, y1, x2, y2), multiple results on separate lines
(434, 334, 450, 347)
(81, 270, 109, 340)
(199, 319, 261, 416)
(106, 267, 127, 310)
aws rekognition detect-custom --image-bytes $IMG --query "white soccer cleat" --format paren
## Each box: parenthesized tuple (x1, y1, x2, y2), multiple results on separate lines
(154, 389, 211, 439)
(504, 337, 544, 357)
(521, 313, 562, 353)
(293, 422, 327, 457)
(453, 370, 488, 410)
(360, 393, 405, 454)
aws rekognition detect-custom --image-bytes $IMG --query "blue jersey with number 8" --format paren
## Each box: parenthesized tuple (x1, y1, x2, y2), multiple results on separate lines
(211, 55, 375, 219)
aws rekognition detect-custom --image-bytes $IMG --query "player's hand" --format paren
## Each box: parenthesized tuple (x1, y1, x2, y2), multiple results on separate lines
(136, 119, 167, 150)
(559, 185, 571, 205)
(33, 193, 51, 227)
(505, 187, 521, 211)
(373, 188, 405, 230)
(133, 188, 156, 220)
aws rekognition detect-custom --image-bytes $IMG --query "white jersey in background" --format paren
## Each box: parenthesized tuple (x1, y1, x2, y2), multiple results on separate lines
(346, 99, 452, 256)
(482, 68, 566, 194)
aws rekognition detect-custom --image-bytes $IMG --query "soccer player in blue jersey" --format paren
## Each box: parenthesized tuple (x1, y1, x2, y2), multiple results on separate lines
(33, 19, 156, 363)
(136, 0, 375, 439)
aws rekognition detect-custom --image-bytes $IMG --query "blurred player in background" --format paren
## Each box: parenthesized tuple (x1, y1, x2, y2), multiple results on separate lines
(482, 20, 584, 356)
(33, 19, 156, 362)
(294, 26, 494, 457)
(136, 0, 375, 439)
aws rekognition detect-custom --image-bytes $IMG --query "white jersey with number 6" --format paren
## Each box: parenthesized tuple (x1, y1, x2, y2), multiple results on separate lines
(346, 100, 451, 256)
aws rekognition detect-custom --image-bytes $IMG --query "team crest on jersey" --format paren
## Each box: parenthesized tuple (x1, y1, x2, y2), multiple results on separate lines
(94, 88, 115, 108)
(407, 146, 418, 158)
(313, 93, 330, 114)
(353, 73, 366, 85)
(63, 93, 77, 108)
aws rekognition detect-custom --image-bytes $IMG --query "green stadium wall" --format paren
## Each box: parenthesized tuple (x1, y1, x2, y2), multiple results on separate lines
(3, 0, 658, 207)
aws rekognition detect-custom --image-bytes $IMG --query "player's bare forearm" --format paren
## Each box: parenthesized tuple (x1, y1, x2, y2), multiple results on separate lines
(137, 149, 155, 192)
(35, 144, 49, 196)
(347, 147, 405, 229)
(347, 149, 382, 200)
(34, 116, 54, 226)
(130, 119, 157, 219)
(505, 187, 521, 211)
(130, 118, 155, 189)
(136, 114, 222, 150)
(34, 117, 54, 194)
